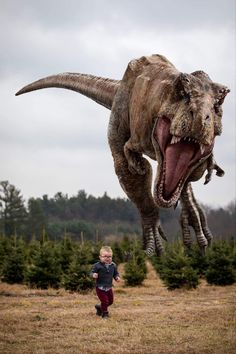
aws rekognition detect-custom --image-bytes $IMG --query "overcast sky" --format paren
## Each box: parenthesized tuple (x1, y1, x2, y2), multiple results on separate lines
(0, 0, 235, 208)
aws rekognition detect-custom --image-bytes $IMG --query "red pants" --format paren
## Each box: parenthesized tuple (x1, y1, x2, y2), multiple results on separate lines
(96, 287, 114, 313)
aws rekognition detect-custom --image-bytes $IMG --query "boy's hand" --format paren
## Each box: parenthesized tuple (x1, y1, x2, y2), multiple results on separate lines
(115, 276, 121, 282)
(92, 273, 98, 279)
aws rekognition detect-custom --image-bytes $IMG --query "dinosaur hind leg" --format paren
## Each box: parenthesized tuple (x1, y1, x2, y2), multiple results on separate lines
(180, 183, 212, 254)
(111, 147, 165, 256)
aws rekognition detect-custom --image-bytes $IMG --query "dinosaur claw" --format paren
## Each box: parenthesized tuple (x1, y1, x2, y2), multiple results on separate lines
(181, 183, 213, 251)
(158, 225, 168, 241)
(142, 217, 164, 257)
(200, 245, 207, 256)
(174, 200, 179, 209)
(215, 168, 224, 177)
(204, 157, 225, 185)
(204, 173, 211, 185)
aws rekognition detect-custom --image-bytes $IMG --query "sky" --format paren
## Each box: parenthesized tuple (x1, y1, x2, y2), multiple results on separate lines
(0, 0, 235, 208)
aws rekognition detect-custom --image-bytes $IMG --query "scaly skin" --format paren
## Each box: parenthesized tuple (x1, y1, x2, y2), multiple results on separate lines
(16, 54, 230, 256)
(180, 183, 213, 252)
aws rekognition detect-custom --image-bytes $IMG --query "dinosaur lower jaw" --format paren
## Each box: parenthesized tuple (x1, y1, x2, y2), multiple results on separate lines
(153, 116, 213, 208)
(154, 172, 183, 208)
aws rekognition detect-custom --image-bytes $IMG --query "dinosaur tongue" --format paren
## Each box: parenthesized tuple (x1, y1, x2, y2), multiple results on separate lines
(164, 141, 195, 198)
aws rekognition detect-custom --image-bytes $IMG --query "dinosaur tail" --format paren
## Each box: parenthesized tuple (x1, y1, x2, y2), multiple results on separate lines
(15, 73, 120, 110)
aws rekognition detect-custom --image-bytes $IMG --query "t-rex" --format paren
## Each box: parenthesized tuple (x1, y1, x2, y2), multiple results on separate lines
(16, 54, 230, 256)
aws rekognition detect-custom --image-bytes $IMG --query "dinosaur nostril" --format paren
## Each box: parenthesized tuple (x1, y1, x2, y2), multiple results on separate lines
(205, 115, 210, 121)
(190, 111, 194, 118)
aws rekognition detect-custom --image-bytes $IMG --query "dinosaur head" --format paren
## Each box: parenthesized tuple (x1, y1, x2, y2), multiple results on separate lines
(152, 71, 230, 208)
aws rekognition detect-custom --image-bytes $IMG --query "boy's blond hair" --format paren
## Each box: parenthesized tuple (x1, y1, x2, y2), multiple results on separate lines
(100, 246, 113, 255)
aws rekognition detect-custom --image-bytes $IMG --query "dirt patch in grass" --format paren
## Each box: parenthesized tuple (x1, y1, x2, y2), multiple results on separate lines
(0, 262, 235, 354)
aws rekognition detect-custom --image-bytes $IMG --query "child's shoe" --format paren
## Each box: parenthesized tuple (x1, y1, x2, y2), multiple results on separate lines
(102, 311, 109, 319)
(95, 304, 102, 316)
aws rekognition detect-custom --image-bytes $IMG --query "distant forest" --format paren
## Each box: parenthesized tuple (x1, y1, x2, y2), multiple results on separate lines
(0, 181, 235, 243)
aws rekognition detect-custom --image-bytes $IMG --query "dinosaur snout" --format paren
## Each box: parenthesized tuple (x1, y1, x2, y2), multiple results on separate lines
(189, 108, 214, 143)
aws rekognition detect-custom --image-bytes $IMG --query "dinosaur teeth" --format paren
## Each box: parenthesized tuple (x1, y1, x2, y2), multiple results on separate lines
(200, 144, 205, 154)
(170, 135, 201, 146)
(170, 136, 181, 144)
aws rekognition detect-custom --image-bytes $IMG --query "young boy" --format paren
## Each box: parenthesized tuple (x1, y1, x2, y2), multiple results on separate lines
(91, 246, 120, 319)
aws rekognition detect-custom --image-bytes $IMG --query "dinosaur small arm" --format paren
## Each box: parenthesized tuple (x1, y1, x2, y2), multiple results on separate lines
(16, 54, 230, 256)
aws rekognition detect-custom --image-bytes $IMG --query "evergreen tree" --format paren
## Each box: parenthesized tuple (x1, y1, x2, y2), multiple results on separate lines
(90, 241, 103, 264)
(187, 243, 209, 276)
(0, 235, 12, 276)
(1, 236, 26, 284)
(27, 198, 47, 240)
(26, 236, 41, 264)
(0, 181, 27, 236)
(57, 234, 74, 274)
(62, 245, 94, 292)
(123, 240, 147, 286)
(25, 241, 61, 289)
(156, 241, 199, 290)
(205, 241, 235, 285)
(112, 241, 125, 264)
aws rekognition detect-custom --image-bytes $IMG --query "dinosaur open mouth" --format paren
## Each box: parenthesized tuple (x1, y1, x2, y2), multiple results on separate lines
(153, 116, 213, 205)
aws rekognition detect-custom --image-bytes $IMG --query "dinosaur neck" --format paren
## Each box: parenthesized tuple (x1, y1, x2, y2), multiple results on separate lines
(16, 73, 120, 110)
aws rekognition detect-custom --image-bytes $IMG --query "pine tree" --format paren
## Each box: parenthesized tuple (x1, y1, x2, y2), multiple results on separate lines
(112, 241, 124, 264)
(25, 241, 61, 289)
(205, 241, 235, 285)
(187, 243, 208, 277)
(27, 198, 47, 240)
(62, 245, 94, 292)
(157, 241, 199, 290)
(1, 236, 26, 284)
(90, 241, 103, 264)
(0, 235, 12, 276)
(123, 240, 147, 286)
(0, 181, 27, 236)
(57, 234, 74, 274)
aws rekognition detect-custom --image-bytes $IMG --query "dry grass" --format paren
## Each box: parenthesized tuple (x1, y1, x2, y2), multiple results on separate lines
(0, 262, 235, 354)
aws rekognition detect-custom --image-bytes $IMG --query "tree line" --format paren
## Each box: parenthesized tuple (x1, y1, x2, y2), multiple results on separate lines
(0, 180, 235, 243)
(0, 235, 235, 291)
(0, 234, 147, 290)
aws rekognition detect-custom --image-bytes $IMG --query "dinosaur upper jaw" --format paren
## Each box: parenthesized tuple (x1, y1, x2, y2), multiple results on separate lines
(152, 116, 213, 208)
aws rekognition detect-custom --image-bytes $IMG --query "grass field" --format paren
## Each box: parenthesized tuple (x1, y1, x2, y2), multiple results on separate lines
(0, 262, 235, 354)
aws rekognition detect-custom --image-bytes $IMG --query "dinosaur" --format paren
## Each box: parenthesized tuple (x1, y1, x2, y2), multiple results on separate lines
(16, 54, 230, 256)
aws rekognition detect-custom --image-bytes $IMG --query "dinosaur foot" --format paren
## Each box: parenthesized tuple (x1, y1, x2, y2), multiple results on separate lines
(204, 158, 225, 185)
(180, 183, 213, 252)
(142, 216, 167, 256)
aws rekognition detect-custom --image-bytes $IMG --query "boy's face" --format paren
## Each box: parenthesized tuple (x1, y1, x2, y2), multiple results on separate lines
(100, 251, 113, 264)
